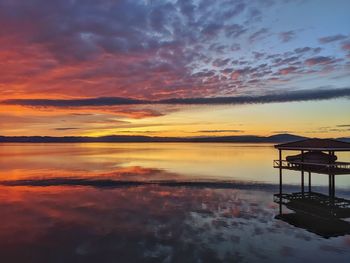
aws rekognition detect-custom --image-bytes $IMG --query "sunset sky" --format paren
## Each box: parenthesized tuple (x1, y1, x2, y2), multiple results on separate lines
(0, 0, 349, 137)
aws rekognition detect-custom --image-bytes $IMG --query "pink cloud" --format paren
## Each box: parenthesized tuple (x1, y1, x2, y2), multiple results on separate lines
(342, 42, 350, 51)
(305, 56, 335, 66)
(278, 66, 297, 75)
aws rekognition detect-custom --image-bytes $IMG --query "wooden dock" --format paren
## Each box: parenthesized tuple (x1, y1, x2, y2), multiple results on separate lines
(273, 138, 350, 238)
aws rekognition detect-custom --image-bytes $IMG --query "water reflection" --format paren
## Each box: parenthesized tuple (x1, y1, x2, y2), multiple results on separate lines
(1, 143, 349, 185)
(1, 184, 350, 262)
(0, 143, 350, 262)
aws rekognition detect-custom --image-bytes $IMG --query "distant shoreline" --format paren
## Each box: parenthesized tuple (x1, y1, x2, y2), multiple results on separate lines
(0, 141, 279, 144)
(0, 134, 349, 143)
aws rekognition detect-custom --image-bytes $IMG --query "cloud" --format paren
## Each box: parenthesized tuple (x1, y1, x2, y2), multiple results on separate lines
(278, 66, 298, 75)
(305, 56, 337, 66)
(342, 41, 350, 51)
(224, 24, 247, 38)
(158, 87, 350, 105)
(2, 97, 145, 107)
(249, 28, 269, 42)
(319, 34, 347, 43)
(54, 128, 80, 131)
(212, 58, 230, 67)
(3, 87, 350, 107)
(294, 47, 322, 54)
(279, 31, 296, 43)
(196, 130, 243, 133)
(0, 0, 349, 109)
(222, 2, 246, 19)
(1, 99, 120, 109)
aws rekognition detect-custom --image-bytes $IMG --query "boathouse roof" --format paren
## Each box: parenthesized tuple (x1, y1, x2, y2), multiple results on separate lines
(275, 138, 350, 151)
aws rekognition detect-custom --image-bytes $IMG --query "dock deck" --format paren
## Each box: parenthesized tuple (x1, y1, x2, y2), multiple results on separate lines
(273, 160, 350, 175)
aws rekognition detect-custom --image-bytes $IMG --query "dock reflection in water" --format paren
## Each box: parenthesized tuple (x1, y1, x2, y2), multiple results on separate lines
(274, 192, 350, 238)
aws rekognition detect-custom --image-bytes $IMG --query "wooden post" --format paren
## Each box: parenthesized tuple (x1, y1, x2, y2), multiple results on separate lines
(301, 150, 304, 195)
(328, 150, 331, 174)
(308, 172, 311, 193)
(279, 149, 282, 195)
(331, 152, 335, 198)
(328, 151, 333, 198)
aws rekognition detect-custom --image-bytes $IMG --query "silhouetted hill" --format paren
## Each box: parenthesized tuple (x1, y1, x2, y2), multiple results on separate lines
(2, 134, 347, 143)
(338, 137, 350, 143)
(0, 133, 308, 143)
(0, 135, 177, 143)
(264, 134, 306, 143)
(186, 134, 307, 143)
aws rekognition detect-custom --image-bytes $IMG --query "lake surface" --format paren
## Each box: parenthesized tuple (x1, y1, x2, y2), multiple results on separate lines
(0, 143, 350, 262)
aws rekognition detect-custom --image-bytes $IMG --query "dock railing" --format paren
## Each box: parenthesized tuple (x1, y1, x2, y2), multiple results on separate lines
(273, 160, 350, 170)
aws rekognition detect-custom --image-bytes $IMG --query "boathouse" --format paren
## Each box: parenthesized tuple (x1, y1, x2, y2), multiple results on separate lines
(273, 138, 350, 237)
(274, 138, 350, 196)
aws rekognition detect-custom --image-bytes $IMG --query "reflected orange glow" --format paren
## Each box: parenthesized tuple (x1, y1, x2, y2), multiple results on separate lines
(1, 143, 350, 186)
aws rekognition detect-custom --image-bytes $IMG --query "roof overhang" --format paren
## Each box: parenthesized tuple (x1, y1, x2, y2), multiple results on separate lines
(275, 146, 350, 151)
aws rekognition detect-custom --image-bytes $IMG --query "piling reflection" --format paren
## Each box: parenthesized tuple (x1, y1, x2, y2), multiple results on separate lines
(274, 192, 350, 238)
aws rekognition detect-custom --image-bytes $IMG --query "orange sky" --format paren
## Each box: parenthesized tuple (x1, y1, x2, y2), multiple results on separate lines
(1, 99, 349, 138)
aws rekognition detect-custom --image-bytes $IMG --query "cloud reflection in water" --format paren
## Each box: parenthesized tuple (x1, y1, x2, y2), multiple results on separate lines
(0, 184, 350, 263)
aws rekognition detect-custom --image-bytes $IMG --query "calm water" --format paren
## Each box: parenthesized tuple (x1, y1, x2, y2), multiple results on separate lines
(0, 143, 350, 262)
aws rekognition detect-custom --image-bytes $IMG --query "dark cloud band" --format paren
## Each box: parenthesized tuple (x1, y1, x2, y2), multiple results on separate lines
(2, 87, 350, 107)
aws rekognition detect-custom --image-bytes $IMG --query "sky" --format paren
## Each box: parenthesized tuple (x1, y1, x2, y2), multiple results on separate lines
(0, 0, 349, 137)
